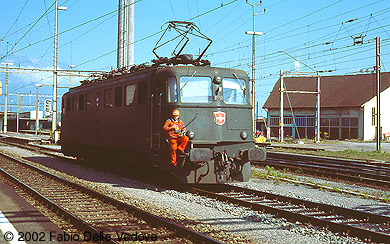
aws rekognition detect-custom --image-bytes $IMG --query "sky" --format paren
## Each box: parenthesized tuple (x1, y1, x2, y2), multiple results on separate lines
(0, 0, 389, 115)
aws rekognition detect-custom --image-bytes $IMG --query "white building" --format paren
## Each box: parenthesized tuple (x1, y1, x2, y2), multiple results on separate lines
(362, 85, 390, 140)
(263, 72, 390, 141)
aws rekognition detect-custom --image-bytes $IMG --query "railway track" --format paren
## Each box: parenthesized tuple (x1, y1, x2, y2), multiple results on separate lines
(6, 136, 389, 189)
(0, 136, 64, 156)
(2, 136, 390, 242)
(0, 152, 222, 243)
(190, 184, 390, 243)
(259, 151, 390, 188)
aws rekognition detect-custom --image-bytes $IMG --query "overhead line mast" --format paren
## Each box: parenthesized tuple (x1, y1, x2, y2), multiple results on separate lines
(52, 0, 67, 141)
(245, 0, 264, 135)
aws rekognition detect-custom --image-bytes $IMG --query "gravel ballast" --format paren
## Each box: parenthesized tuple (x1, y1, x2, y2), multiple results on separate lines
(2, 144, 387, 243)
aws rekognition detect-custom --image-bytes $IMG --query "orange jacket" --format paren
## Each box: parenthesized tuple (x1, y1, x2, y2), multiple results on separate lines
(163, 118, 186, 139)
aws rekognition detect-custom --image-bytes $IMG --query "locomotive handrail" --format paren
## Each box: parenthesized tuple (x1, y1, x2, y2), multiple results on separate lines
(184, 113, 199, 128)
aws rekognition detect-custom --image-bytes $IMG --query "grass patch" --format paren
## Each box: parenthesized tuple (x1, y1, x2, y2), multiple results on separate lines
(384, 196, 390, 203)
(251, 166, 296, 182)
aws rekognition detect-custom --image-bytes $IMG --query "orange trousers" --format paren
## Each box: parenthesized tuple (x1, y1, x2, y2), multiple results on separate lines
(168, 135, 189, 165)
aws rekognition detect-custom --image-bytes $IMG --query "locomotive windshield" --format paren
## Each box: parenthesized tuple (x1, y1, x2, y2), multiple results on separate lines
(180, 76, 212, 103)
(222, 78, 247, 104)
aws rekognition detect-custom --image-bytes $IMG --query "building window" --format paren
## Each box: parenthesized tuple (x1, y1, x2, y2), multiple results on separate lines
(351, 117, 358, 127)
(296, 117, 306, 127)
(307, 117, 315, 126)
(270, 117, 279, 126)
(342, 118, 349, 127)
(284, 117, 293, 126)
(320, 118, 329, 127)
(330, 118, 339, 127)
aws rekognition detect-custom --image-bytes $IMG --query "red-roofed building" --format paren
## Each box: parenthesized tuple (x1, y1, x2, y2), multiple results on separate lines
(263, 72, 390, 141)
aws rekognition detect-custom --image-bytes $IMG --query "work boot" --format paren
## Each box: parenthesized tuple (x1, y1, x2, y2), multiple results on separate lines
(176, 149, 186, 157)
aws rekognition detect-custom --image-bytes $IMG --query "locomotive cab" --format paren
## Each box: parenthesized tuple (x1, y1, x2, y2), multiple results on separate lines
(151, 66, 266, 183)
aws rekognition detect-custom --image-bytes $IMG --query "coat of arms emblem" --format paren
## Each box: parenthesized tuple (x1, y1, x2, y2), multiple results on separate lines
(214, 112, 226, 126)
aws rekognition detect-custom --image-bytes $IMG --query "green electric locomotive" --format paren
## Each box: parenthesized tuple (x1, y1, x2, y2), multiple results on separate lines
(60, 21, 266, 184)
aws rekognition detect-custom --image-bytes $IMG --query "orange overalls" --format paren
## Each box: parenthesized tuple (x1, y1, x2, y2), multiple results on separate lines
(163, 118, 189, 166)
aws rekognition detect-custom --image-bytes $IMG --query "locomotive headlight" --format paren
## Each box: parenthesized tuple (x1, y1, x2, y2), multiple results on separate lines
(240, 130, 248, 140)
(213, 76, 222, 84)
(186, 130, 195, 140)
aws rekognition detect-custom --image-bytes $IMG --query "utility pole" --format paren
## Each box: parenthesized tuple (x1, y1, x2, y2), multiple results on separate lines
(245, 0, 264, 135)
(2, 42, 13, 133)
(69, 64, 75, 88)
(52, 0, 59, 136)
(279, 51, 321, 143)
(36, 85, 42, 135)
(279, 71, 320, 143)
(52, 0, 67, 140)
(4, 42, 9, 133)
(376, 37, 381, 151)
(279, 70, 284, 142)
(17, 93, 19, 134)
(316, 72, 321, 143)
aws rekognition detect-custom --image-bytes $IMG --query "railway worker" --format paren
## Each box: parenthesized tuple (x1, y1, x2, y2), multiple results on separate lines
(163, 109, 189, 166)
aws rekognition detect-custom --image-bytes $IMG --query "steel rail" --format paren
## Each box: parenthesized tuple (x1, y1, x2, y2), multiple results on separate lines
(258, 152, 390, 187)
(190, 184, 390, 243)
(267, 151, 390, 167)
(0, 152, 223, 244)
(0, 136, 61, 153)
(267, 151, 390, 172)
(262, 158, 390, 188)
(272, 158, 390, 179)
(0, 167, 118, 244)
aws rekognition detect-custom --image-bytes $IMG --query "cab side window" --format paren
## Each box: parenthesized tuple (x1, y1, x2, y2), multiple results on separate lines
(86, 93, 92, 109)
(79, 94, 85, 110)
(104, 88, 113, 108)
(137, 81, 147, 104)
(66, 97, 71, 112)
(72, 96, 79, 111)
(125, 84, 136, 105)
(115, 86, 122, 107)
(167, 77, 177, 103)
